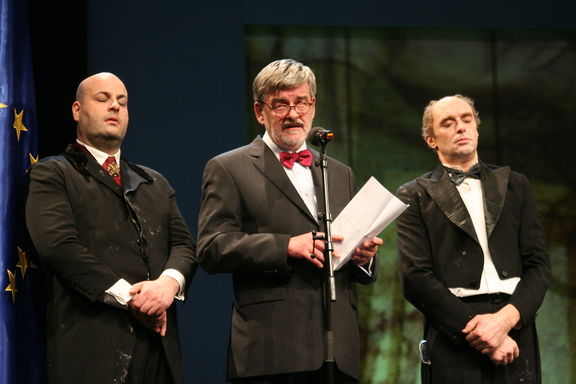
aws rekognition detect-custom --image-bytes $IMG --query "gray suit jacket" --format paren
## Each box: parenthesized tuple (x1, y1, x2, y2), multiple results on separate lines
(197, 137, 376, 380)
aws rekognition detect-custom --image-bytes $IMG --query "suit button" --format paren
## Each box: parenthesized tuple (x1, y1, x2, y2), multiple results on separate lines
(468, 280, 478, 288)
(501, 270, 509, 277)
(461, 251, 467, 256)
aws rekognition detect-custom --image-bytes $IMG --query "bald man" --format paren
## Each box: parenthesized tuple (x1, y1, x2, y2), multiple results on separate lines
(26, 73, 196, 384)
(396, 95, 551, 383)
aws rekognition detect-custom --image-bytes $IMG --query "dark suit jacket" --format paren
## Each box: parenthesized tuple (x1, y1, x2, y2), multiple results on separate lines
(197, 137, 376, 380)
(25, 144, 197, 384)
(396, 162, 551, 344)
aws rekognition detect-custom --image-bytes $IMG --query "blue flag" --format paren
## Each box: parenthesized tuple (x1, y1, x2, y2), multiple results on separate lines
(0, 0, 46, 383)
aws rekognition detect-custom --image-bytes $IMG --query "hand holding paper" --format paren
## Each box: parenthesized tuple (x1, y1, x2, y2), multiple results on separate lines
(350, 236, 384, 267)
(331, 177, 409, 270)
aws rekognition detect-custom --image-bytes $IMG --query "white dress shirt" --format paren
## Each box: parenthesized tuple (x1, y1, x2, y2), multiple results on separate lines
(262, 133, 373, 274)
(448, 176, 520, 297)
(262, 133, 318, 220)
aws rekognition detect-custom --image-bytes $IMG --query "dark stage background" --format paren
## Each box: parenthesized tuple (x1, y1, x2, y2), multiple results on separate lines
(28, 1, 576, 383)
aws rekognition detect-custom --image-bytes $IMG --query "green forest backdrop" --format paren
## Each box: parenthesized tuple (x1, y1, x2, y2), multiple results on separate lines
(245, 25, 576, 383)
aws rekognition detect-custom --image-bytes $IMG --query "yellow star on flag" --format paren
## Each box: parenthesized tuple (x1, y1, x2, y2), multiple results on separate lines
(29, 153, 39, 165)
(16, 246, 36, 279)
(13, 108, 28, 141)
(5, 269, 18, 304)
(0, 102, 7, 109)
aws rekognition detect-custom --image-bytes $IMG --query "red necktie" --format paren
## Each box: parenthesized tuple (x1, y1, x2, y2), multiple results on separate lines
(279, 149, 313, 169)
(102, 156, 121, 186)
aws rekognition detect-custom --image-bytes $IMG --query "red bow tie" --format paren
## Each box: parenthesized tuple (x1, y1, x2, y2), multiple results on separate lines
(279, 149, 312, 169)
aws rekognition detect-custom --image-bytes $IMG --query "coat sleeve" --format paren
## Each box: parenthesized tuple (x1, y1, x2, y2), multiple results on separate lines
(25, 159, 121, 302)
(196, 157, 291, 274)
(161, 180, 198, 292)
(506, 174, 551, 326)
(396, 183, 477, 343)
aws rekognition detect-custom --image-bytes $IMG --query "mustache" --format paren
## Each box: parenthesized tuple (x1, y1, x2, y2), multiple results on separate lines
(282, 119, 304, 129)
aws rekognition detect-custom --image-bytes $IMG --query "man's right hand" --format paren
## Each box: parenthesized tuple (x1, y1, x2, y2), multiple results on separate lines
(287, 232, 344, 268)
(487, 336, 519, 366)
(128, 301, 167, 336)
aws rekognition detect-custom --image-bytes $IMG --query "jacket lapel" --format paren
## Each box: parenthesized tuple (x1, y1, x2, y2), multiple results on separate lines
(417, 165, 479, 243)
(64, 144, 124, 197)
(121, 159, 150, 193)
(84, 160, 124, 197)
(481, 163, 510, 238)
(251, 137, 318, 224)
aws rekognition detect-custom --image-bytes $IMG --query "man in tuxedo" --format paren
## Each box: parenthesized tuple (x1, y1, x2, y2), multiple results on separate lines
(197, 59, 382, 384)
(396, 95, 551, 383)
(26, 72, 196, 384)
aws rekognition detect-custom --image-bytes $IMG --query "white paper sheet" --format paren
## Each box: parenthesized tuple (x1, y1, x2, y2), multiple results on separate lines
(331, 176, 409, 270)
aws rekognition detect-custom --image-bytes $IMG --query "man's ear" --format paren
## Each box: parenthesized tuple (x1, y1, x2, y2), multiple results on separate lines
(424, 134, 436, 150)
(254, 102, 265, 125)
(72, 101, 81, 122)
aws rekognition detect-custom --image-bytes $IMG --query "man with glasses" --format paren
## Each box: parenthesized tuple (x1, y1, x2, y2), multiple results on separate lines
(197, 59, 382, 384)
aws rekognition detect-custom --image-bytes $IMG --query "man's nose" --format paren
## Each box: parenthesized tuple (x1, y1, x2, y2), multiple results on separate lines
(287, 106, 300, 119)
(456, 120, 466, 132)
(109, 99, 120, 111)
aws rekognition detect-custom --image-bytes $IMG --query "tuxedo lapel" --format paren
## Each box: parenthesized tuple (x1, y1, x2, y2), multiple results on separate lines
(481, 164, 510, 238)
(251, 138, 318, 224)
(417, 165, 479, 243)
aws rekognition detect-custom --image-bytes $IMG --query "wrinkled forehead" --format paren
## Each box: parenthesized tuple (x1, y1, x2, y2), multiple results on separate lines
(265, 83, 312, 102)
(432, 97, 473, 121)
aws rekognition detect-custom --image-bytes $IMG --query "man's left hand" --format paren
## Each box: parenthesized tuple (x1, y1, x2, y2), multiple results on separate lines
(462, 304, 521, 353)
(351, 237, 383, 267)
(129, 275, 180, 316)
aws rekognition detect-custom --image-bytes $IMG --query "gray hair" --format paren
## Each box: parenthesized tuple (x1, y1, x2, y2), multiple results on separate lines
(252, 59, 316, 102)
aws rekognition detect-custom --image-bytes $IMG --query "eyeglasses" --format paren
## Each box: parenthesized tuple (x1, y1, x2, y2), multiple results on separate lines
(260, 100, 312, 117)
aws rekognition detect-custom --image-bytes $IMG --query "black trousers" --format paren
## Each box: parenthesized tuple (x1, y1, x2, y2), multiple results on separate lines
(422, 293, 541, 384)
(126, 324, 173, 384)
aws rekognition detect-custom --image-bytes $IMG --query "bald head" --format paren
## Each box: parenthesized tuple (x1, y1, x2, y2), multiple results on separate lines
(422, 94, 480, 142)
(72, 72, 129, 154)
(75, 72, 126, 103)
(421, 94, 480, 169)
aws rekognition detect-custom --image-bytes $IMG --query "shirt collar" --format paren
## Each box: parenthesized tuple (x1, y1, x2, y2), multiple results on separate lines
(76, 139, 121, 166)
(262, 131, 308, 161)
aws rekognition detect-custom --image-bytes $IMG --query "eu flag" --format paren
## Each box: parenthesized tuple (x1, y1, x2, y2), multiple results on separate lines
(0, 0, 45, 383)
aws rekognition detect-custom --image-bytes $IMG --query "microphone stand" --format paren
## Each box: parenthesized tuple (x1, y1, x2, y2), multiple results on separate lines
(313, 137, 336, 384)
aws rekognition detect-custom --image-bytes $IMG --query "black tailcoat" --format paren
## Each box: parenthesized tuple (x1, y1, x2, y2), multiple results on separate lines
(396, 162, 551, 383)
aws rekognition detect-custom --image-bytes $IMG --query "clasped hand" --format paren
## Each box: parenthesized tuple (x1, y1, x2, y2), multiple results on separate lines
(461, 304, 521, 366)
(128, 275, 180, 336)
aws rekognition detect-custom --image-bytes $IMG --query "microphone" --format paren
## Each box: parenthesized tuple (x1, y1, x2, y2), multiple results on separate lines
(308, 127, 334, 146)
